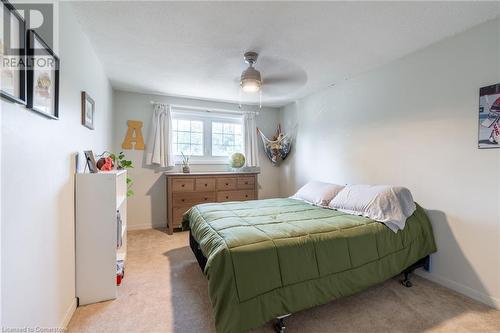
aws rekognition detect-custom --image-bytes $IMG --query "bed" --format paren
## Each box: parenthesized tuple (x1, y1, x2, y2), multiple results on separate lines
(182, 198, 437, 333)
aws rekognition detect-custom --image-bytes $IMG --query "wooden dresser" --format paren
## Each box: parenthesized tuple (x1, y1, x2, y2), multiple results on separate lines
(165, 172, 259, 234)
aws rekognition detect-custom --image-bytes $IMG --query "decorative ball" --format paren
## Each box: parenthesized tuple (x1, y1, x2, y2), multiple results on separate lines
(229, 153, 246, 168)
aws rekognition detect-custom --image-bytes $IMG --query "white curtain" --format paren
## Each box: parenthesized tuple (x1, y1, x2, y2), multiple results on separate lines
(146, 103, 175, 168)
(243, 112, 259, 167)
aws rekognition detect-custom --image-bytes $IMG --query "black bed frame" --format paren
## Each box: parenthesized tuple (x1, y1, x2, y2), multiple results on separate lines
(189, 231, 208, 271)
(189, 231, 430, 333)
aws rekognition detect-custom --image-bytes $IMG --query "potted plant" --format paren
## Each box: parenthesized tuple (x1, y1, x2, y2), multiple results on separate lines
(181, 152, 190, 173)
(98, 151, 135, 197)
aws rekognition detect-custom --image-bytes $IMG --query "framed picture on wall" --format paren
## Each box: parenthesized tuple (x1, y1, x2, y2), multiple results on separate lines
(478, 83, 500, 149)
(26, 29, 59, 119)
(81, 91, 95, 129)
(0, 0, 26, 104)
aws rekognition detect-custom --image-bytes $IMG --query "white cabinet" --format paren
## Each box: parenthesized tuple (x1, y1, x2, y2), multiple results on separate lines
(76, 170, 127, 305)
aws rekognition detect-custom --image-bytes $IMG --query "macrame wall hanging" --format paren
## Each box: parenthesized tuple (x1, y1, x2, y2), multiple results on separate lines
(257, 124, 293, 166)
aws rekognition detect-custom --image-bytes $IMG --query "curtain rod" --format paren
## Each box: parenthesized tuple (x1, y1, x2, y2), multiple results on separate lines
(149, 101, 259, 115)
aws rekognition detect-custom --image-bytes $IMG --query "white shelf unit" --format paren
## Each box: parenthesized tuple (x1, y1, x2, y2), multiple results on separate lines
(76, 170, 127, 306)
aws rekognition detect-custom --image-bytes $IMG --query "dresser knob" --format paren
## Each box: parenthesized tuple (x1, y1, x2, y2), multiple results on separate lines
(204, 184, 207, 187)
(245, 182, 248, 185)
(226, 196, 229, 199)
(245, 195, 248, 197)
(204, 197, 208, 200)
(181, 184, 185, 187)
(225, 183, 229, 186)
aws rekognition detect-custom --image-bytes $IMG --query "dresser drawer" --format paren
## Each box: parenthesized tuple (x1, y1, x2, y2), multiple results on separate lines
(172, 178, 194, 192)
(237, 176, 255, 189)
(195, 178, 216, 191)
(166, 173, 259, 234)
(237, 190, 256, 201)
(217, 190, 256, 202)
(172, 207, 190, 228)
(216, 177, 237, 190)
(173, 192, 216, 207)
(217, 191, 238, 202)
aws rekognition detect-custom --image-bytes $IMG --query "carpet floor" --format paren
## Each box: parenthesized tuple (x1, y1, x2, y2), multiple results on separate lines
(67, 229, 500, 333)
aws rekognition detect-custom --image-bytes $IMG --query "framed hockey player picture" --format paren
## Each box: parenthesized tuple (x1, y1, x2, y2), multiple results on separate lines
(478, 83, 500, 149)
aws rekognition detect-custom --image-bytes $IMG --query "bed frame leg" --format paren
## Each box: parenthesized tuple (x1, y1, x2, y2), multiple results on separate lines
(400, 255, 430, 288)
(274, 314, 290, 333)
(423, 255, 430, 271)
(401, 271, 412, 288)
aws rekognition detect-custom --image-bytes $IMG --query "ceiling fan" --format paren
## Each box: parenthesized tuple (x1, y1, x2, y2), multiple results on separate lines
(240, 51, 262, 93)
(239, 51, 307, 99)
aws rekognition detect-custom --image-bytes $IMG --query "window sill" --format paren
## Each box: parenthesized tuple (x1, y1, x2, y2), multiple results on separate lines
(175, 159, 229, 165)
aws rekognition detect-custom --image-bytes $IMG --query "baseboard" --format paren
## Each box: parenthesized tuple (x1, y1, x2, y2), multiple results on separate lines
(127, 222, 166, 231)
(416, 270, 500, 309)
(127, 223, 154, 231)
(59, 297, 77, 329)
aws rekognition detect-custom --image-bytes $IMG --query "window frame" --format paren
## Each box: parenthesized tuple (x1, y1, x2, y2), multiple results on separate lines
(171, 108, 244, 164)
(171, 117, 205, 158)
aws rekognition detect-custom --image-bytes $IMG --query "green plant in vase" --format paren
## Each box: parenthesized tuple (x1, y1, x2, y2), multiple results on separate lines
(99, 151, 135, 197)
(113, 152, 134, 197)
(181, 152, 190, 173)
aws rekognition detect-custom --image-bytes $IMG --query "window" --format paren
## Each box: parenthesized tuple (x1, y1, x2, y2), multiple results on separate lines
(172, 119, 203, 156)
(212, 122, 243, 156)
(171, 109, 245, 163)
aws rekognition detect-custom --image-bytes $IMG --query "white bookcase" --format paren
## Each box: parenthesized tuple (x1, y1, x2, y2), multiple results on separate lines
(76, 170, 127, 305)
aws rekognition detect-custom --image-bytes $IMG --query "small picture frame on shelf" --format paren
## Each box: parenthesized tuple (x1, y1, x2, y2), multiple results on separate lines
(26, 29, 59, 119)
(0, 0, 26, 104)
(81, 91, 95, 129)
(84, 150, 98, 173)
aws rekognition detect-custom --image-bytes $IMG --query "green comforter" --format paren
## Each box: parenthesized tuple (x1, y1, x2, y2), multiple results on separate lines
(183, 198, 436, 333)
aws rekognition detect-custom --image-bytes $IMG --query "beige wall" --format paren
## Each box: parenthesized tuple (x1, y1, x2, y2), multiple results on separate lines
(112, 91, 281, 230)
(279, 18, 500, 307)
(1, 4, 114, 327)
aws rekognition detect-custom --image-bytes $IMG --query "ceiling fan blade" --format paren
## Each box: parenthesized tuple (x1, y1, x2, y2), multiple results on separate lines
(264, 74, 305, 85)
(262, 72, 307, 96)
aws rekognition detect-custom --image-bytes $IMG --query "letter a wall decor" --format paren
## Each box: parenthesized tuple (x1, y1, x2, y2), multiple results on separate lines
(122, 120, 145, 150)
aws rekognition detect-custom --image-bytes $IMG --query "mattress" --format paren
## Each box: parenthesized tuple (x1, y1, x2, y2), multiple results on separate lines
(183, 198, 437, 333)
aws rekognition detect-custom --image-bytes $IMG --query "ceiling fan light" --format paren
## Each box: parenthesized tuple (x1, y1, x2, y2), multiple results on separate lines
(239, 51, 262, 96)
(240, 66, 262, 93)
(241, 78, 261, 92)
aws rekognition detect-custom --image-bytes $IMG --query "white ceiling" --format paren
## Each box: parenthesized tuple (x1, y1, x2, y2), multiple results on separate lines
(71, 1, 500, 107)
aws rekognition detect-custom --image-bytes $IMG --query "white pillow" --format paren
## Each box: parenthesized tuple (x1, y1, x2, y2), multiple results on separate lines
(328, 184, 416, 232)
(291, 181, 344, 206)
